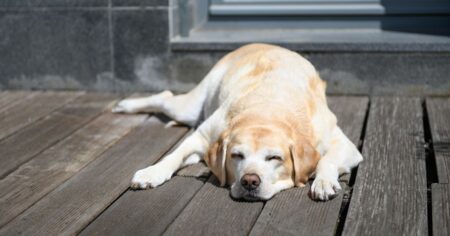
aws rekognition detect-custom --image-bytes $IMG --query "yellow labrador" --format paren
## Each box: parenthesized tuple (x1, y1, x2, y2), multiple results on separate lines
(113, 44, 363, 201)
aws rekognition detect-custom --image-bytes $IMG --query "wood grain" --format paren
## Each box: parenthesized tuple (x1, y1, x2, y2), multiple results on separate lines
(0, 91, 83, 140)
(163, 177, 264, 236)
(80, 176, 206, 236)
(426, 98, 450, 183)
(249, 96, 368, 236)
(79, 130, 212, 236)
(343, 97, 428, 236)
(251, 184, 345, 236)
(0, 116, 189, 235)
(0, 91, 34, 112)
(0, 112, 147, 227)
(0, 93, 118, 179)
(176, 162, 210, 178)
(432, 183, 450, 236)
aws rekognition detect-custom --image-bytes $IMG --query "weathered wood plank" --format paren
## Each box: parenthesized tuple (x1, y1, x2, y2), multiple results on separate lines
(0, 91, 34, 112)
(252, 185, 344, 236)
(176, 162, 210, 178)
(0, 93, 117, 179)
(79, 130, 212, 236)
(343, 97, 428, 236)
(0, 91, 83, 140)
(80, 176, 206, 236)
(0, 116, 189, 235)
(427, 98, 450, 236)
(426, 98, 450, 183)
(249, 96, 368, 236)
(163, 177, 264, 236)
(432, 183, 450, 236)
(0, 112, 147, 227)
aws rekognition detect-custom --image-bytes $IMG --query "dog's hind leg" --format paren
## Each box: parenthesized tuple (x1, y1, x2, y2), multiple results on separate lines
(112, 62, 227, 127)
(112, 90, 173, 114)
(112, 85, 206, 127)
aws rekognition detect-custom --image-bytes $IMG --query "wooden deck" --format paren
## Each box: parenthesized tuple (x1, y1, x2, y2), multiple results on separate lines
(0, 91, 449, 236)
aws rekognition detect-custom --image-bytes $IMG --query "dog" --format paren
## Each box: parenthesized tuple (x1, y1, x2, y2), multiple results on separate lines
(112, 43, 363, 201)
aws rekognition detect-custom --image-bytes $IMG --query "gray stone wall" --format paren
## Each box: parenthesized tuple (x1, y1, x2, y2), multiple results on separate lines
(0, 0, 174, 92)
(0, 0, 449, 95)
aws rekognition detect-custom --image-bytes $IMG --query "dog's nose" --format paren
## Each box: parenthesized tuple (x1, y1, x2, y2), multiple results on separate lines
(240, 174, 261, 191)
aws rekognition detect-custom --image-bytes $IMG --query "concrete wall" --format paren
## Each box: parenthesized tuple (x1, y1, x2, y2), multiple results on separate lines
(0, 0, 449, 95)
(0, 0, 173, 92)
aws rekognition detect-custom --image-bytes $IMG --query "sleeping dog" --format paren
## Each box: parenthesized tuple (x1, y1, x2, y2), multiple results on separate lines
(112, 44, 363, 201)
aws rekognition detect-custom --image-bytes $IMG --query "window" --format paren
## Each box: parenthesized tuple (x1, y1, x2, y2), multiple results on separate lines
(209, 0, 384, 16)
(172, 0, 450, 43)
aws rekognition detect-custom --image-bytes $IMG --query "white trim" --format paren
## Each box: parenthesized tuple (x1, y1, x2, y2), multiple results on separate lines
(210, 3, 385, 15)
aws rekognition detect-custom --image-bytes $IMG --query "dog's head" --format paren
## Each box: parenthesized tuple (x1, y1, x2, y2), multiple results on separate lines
(204, 120, 320, 201)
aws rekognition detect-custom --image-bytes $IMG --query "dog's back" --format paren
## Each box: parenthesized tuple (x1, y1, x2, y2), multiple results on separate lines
(203, 44, 330, 145)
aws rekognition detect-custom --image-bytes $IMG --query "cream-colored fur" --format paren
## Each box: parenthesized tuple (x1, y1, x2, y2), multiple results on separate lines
(113, 43, 363, 201)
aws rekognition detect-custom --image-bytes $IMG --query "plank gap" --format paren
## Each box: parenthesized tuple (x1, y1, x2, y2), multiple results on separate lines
(77, 126, 197, 236)
(423, 99, 440, 236)
(335, 98, 371, 236)
(342, 97, 428, 235)
(349, 99, 371, 187)
(0, 96, 146, 228)
(0, 115, 189, 235)
(423, 99, 439, 185)
(0, 91, 84, 141)
(162, 175, 264, 236)
(0, 91, 35, 113)
(78, 183, 131, 235)
(248, 96, 369, 236)
(0, 93, 119, 180)
(0, 111, 101, 180)
(156, 176, 211, 236)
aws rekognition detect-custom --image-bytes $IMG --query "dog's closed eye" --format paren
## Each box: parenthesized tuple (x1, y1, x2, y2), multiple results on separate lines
(266, 155, 282, 162)
(231, 152, 244, 160)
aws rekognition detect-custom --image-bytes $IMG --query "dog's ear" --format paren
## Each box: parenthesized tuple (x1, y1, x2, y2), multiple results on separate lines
(204, 132, 229, 186)
(290, 137, 321, 187)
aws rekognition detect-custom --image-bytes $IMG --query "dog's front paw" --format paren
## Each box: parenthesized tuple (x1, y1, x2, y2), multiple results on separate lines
(130, 166, 172, 190)
(310, 177, 341, 201)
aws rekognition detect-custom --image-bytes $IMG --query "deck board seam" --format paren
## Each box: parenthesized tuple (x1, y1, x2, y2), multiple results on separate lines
(0, 91, 85, 142)
(77, 125, 193, 235)
(245, 203, 266, 236)
(0, 115, 190, 235)
(244, 96, 368, 236)
(0, 95, 122, 180)
(423, 98, 439, 236)
(424, 97, 450, 236)
(334, 98, 371, 236)
(70, 115, 155, 231)
(0, 91, 38, 113)
(0, 113, 148, 229)
(138, 130, 213, 235)
(0, 110, 105, 180)
(341, 97, 428, 235)
(158, 176, 211, 235)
